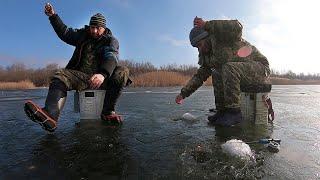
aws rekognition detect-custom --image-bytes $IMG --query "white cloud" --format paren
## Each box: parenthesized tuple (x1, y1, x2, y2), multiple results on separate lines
(217, 15, 232, 20)
(249, 0, 320, 73)
(158, 35, 189, 47)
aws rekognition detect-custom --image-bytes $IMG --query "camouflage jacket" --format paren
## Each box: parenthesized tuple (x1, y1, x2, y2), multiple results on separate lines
(180, 20, 270, 98)
(49, 14, 119, 78)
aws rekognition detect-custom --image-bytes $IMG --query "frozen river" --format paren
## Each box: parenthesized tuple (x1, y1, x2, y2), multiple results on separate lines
(1, 85, 320, 179)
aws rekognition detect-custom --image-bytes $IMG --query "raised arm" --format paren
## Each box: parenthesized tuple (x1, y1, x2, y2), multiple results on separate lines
(45, 3, 83, 46)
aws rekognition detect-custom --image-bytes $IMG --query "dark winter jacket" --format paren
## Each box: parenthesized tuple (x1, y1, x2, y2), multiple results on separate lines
(49, 14, 119, 78)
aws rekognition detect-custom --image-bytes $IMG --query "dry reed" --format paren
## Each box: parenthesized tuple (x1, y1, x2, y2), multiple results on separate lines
(0, 80, 36, 90)
(132, 71, 212, 87)
(270, 77, 320, 85)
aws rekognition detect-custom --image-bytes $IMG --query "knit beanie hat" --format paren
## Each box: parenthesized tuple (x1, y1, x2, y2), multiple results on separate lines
(189, 27, 209, 47)
(89, 13, 106, 28)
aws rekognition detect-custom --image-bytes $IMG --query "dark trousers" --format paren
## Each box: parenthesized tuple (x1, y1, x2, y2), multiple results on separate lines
(46, 66, 131, 119)
(212, 61, 269, 109)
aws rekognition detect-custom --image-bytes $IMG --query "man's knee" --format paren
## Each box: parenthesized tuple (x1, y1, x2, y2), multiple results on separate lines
(222, 62, 240, 78)
(51, 69, 89, 90)
(49, 78, 67, 91)
(51, 69, 72, 89)
(109, 66, 130, 87)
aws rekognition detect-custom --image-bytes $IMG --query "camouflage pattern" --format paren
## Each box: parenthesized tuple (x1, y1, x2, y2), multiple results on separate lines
(180, 66, 211, 98)
(180, 20, 270, 109)
(52, 69, 90, 91)
(211, 69, 224, 110)
(204, 20, 242, 43)
(78, 39, 100, 75)
(52, 66, 130, 91)
(217, 61, 269, 109)
(102, 66, 130, 89)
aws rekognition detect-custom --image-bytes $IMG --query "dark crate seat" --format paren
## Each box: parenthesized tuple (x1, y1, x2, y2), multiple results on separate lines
(241, 83, 272, 93)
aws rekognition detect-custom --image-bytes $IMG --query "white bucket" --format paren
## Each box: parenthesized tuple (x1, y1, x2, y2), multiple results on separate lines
(75, 90, 106, 119)
(240, 92, 269, 125)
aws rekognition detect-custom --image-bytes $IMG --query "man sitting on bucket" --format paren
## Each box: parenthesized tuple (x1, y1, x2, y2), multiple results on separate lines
(24, 3, 131, 132)
(175, 17, 270, 127)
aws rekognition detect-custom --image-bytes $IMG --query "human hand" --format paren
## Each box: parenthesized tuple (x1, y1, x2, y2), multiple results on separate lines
(89, 74, 105, 89)
(175, 94, 184, 104)
(193, 16, 206, 28)
(44, 3, 55, 17)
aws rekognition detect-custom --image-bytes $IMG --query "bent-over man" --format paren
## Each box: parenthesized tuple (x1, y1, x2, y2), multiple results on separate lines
(176, 17, 270, 127)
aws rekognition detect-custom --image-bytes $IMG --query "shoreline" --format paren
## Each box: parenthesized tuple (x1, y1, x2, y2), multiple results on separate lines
(1, 80, 320, 90)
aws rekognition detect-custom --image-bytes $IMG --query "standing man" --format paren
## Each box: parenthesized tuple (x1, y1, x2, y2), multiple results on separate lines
(176, 17, 270, 127)
(24, 3, 131, 132)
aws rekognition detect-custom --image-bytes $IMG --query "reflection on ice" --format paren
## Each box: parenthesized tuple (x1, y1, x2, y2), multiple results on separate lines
(0, 96, 42, 102)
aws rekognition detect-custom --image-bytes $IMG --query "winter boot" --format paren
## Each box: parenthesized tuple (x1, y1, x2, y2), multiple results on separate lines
(101, 88, 123, 125)
(24, 100, 58, 132)
(101, 111, 123, 126)
(209, 108, 217, 112)
(207, 110, 224, 125)
(211, 108, 242, 127)
(24, 79, 67, 132)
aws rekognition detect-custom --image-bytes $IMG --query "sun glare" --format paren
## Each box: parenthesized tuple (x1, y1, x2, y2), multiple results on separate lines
(252, 0, 320, 74)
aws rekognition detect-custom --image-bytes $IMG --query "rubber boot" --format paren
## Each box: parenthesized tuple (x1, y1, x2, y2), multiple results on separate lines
(208, 110, 224, 125)
(24, 100, 58, 132)
(44, 79, 68, 120)
(24, 79, 67, 132)
(101, 88, 123, 125)
(211, 108, 242, 127)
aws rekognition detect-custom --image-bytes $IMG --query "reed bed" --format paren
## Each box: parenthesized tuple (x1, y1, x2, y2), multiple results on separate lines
(270, 77, 320, 85)
(0, 80, 36, 90)
(132, 71, 212, 87)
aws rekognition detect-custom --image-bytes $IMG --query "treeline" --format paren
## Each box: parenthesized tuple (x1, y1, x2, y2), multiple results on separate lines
(0, 60, 320, 87)
(118, 60, 198, 76)
(0, 63, 59, 87)
(0, 60, 199, 87)
(271, 69, 320, 80)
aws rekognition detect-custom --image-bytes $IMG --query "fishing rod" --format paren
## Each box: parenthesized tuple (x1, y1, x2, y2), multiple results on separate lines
(229, 138, 281, 153)
(247, 138, 281, 153)
(246, 138, 281, 145)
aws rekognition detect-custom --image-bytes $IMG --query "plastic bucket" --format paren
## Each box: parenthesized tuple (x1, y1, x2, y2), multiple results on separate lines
(75, 90, 106, 119)
(240, 92, 269, 125)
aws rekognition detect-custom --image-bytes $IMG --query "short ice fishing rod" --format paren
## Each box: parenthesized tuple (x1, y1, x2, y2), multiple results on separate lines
(246, 138, 281, 145)
(246, 138, 281, 153)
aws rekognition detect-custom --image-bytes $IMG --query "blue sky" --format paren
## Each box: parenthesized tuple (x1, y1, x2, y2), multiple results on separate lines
(0, 0, 319, 73)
